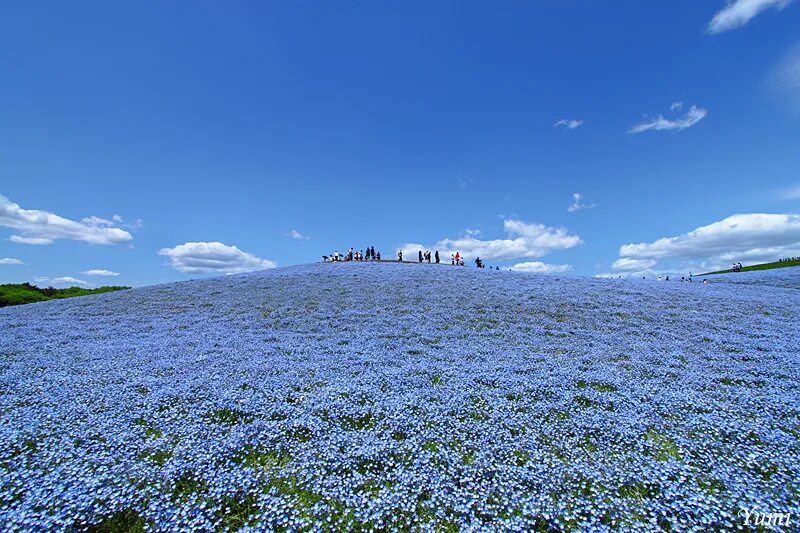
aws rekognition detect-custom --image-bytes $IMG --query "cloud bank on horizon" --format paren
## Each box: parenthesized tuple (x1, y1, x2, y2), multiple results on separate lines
(398, 219, 582, 271)
(603, 213, 800, 276)
(510, 262, 573, 274)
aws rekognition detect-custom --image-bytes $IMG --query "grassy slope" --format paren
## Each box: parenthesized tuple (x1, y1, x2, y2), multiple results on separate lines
(698, 259, 800, 276)
(0, 283, 130, 307)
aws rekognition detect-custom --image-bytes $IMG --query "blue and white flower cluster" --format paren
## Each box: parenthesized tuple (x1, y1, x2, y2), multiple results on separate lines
(1, 263, 798, 531)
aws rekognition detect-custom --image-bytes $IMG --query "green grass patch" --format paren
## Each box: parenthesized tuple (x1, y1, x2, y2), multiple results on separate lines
(205, 407, 254, 426)
(86, 508, 147, 533)
(645, 428, 682, 462)
(0, 283, 129, 307)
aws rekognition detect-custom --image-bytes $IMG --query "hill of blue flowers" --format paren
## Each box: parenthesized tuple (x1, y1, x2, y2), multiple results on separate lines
(1, 262, 798, 531)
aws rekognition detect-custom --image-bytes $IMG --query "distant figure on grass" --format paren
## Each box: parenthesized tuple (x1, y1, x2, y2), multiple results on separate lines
(435, 251, 440, 264)
(475, 257, 483, 268)
(455, 252, 461, 265)
(370, 246, 375, 260)
(398, 250, 403, 262)
(376, 251, 381, 260)
(451, 254, 455, 265)
(418, 250, 423, 263)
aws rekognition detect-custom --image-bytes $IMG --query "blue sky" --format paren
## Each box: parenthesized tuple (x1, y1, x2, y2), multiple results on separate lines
(2, 0, 800, 286)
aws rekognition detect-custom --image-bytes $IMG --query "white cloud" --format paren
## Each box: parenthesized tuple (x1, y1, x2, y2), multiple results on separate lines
(613, 213, 800, 273)
(611, 258, 657, 271)
(398, 219, 582, 261)
(159, 241, 277, 274)
(82, 269, 120, 277)
(9, 236, 56, 245)
(553, 119, 584, 129)
(0, 195, 133, 245)
(628, 105, 708, 133)
(708, 0, 793, 34)
(287, 229, 308, 240)
(0, 257, 25, 265)
(464, 228, 481, 237)
(510, 262, 573, 274)
(670, 102, 683, 111)
(567, 193, 596, 213)
(50, 276, 89, 286)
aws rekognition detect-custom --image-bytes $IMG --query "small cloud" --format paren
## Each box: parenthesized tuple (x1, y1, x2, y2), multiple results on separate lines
(670, 102, 683, 111)
(287, 229, 309, 240)
(708, 0, 794, 34)
(628, 105, 708, 133)
(82, 269, 120, 277)
(0, 257, 25, 265)
(159, 241, 277, 274)
(553, 119, 584, 129)
(50, 276, 89, 286)
(510, 262, 573, 274)
(464, 228, 481, 237)
(567, 193, 596, 213)
(612, 258, 657, 271)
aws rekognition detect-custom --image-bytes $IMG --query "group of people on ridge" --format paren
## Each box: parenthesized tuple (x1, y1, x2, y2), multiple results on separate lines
(324, 247, 381, 262)
(326, 247, 500, 270)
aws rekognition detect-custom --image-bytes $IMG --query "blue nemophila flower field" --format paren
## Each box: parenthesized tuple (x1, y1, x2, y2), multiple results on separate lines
(1, 263, 798, 531)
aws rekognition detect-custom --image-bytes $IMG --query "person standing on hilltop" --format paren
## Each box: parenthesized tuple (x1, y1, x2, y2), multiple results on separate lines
(451, 253, 455, 265)
(455, 251, 461, 265)
(370, 246, 375, 260)
(419, 250, 423, 263)
(435, 251, 440, 264)
(398, 250, 403, 262)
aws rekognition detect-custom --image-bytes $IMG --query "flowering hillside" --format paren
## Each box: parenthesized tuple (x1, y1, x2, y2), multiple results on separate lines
(1, 263, 798, 531)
